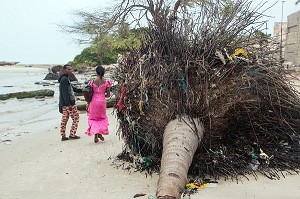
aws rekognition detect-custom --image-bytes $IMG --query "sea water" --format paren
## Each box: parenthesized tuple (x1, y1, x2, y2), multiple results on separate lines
(0, 66, 64, 140)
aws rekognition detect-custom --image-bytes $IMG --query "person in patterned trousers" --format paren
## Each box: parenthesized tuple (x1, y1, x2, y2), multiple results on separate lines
(58, 64, 82, 141)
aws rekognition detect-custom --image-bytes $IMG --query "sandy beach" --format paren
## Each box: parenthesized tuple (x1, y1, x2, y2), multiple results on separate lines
(1, 108, 300, 199)
(0, 109, 159, 199)
(1, 65, 300, 199)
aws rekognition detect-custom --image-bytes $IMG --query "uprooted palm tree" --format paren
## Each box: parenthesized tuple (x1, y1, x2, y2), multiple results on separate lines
(63, 1, 300, 198)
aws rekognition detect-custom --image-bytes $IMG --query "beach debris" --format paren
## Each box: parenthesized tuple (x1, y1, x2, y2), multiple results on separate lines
(97, 0, 300, 198)
(1, 139, 12, 145)
(259, 148, 269, 160)
(182, 195, 190, 199)
(134, 193, 146, 198)
(259, 148, 272, 165)
(115, 150, 158, 175)
(182, 178, 218, 197)
(14, 131, 31, 136)
(249, 159, 260, 171)
(1, 132, 9, 137)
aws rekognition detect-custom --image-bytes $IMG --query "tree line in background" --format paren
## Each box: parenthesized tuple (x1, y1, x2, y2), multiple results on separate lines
(66, 22, 148, 69)
(61, 0, 275, 69)
(70, 25, 148, 68)
(69, 28, 269, 69)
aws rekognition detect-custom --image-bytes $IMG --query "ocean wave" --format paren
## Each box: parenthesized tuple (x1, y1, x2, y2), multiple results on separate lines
(0, 67, 60, 135)
(20, 116, 58, 125)
(0, 105, 42, 115)
(0, 125, 20, 133)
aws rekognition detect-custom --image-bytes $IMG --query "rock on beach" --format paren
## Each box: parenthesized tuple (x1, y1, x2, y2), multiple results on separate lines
(0, 89, 55, 100)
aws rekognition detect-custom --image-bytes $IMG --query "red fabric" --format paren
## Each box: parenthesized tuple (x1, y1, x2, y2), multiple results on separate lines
(117, 86, 126, 110)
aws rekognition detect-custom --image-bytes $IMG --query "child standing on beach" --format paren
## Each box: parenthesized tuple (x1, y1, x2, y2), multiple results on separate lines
(85, 65, 111, 143)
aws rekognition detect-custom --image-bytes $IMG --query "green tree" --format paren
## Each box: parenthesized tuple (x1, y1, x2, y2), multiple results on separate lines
(62, 0, 265, 67)
(69, 25, 147, 67)
(70, 46, 100, 68)
(254, 30, 270, 38)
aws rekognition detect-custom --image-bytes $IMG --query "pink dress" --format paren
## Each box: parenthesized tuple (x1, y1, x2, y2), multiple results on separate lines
(85, 80, 111, 136)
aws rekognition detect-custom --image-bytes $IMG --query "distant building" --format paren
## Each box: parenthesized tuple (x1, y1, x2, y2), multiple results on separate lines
(285, 11, 300, 66)
(273, 22, 287, 57)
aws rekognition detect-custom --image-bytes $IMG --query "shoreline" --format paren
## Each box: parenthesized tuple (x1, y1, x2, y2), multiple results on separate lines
(0, 109, 159, 199)
(0, 64, 55, 69)
(1, 109, 300, 198)
(18, 64, 59, 69)
(1, 65, 300, 198)
(0, 64, 61, 70)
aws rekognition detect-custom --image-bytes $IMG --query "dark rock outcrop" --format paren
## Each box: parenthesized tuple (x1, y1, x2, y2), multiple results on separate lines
(44, 69, 78, 81)
(43, 73, 59, 80)
(0, 61, 19, 66)
(0, 89, 55, 100)
(51, 65, 63, 74)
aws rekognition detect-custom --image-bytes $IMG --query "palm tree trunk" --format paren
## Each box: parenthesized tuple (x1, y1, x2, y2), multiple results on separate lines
(156, 116, 204, 199)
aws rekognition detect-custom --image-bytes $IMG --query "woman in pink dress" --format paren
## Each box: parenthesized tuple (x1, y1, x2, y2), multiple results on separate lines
(85, 65, 111, 143)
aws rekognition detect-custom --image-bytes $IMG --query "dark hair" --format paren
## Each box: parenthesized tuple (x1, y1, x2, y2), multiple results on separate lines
(96, 65, 105, 77)
(63, 64, 71, 69)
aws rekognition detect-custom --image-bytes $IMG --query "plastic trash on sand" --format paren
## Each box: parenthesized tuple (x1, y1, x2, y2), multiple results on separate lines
(249, 159, 260, 170)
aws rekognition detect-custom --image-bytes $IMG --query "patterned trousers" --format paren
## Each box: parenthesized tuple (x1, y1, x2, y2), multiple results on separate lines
(60, 105, 79, 136)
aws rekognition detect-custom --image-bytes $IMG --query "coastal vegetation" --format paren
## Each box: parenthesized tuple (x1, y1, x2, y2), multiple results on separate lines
(63, 21, 147, 69)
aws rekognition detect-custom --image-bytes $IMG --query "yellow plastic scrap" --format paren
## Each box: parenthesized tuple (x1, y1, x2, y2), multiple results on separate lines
(138, 100, 144, 115)
(186, 183, 208, 189)
(186, 183, 199, 189)
(228, 48, 248, 61)
(199, 183, 208, 189)
(234, 48, 248, 58)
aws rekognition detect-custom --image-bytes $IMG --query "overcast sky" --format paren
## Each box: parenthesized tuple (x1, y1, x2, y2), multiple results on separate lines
(0, 0, 299, 64)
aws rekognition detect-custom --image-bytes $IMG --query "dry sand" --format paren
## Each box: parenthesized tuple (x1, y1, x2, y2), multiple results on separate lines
(0, 109, 158, 199)
(1, 109, 300, 199)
